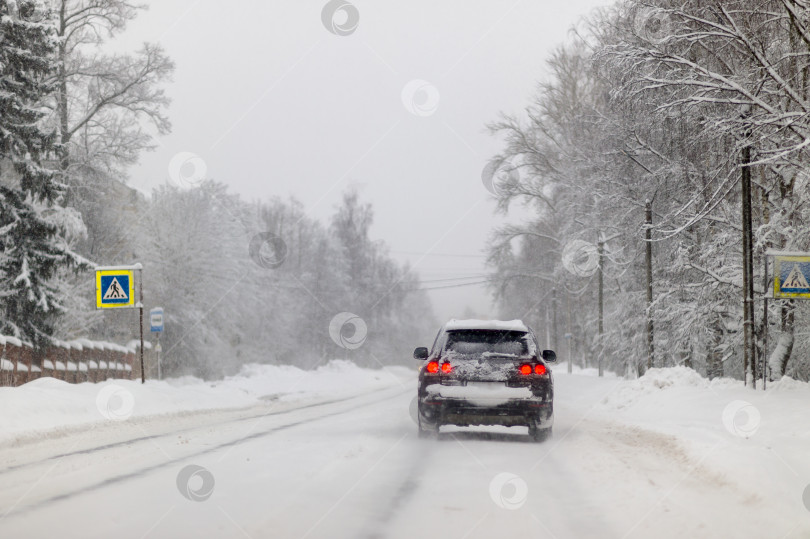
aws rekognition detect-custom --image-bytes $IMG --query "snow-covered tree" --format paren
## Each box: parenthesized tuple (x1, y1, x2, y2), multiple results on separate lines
(129, 182, 435, 378)
(486, 1, 810, 381)
(0, 0, 84, 348)
(40, 0, 174, 342)
(52, 0, 173, 182)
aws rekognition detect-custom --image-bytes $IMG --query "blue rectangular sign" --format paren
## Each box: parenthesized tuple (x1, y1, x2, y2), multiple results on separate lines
(150, 307, 164, 332)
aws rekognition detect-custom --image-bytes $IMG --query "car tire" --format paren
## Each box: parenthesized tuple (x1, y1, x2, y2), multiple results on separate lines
(528, 424, 552, 443)
(417, 411, 439, 439)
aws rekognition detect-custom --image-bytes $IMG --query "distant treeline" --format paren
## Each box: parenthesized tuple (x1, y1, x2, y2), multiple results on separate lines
(73, 185, 437, 378)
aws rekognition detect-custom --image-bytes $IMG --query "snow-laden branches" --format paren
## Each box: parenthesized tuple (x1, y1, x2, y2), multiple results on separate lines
(486, 0, 810, 380)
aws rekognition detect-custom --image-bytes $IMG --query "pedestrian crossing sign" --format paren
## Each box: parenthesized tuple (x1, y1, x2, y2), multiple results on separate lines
(774, 256, 810, 299)
(96, 269, 135, 309)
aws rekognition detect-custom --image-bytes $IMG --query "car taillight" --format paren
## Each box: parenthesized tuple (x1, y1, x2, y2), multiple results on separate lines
(441, 362, 452, 374)
(426, 361, 439, 373)
(519, 364, 547, 375)
(535, 364, 547, 375)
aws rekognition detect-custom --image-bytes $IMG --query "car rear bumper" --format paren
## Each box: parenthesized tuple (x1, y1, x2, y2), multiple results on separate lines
(419, 396, 553, 428)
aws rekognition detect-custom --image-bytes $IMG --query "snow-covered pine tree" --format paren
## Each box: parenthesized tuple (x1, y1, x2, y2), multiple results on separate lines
(0, 0, 83, 349)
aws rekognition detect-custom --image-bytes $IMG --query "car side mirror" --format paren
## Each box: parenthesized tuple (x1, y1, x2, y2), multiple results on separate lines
(542, 350, 557, 363)
(413, 347, 429, 360)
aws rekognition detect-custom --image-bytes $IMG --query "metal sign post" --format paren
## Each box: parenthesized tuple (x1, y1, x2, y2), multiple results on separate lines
(564, 333, 573, 374)
(95, 263, 144, 383)
(762, 258, 768, 391)
(138, 265, 144, 384)
(150, 307, 164, 380)
(155, 339, 162, 380)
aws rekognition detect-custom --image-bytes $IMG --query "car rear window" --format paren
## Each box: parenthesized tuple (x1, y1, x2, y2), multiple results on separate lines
(444, 330, 530, 357)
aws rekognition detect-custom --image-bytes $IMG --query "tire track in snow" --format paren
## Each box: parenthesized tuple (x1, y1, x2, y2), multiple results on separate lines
(0, 387, 409, 519)
(0, 388, 392, 477)
(361, 435, 433, 538)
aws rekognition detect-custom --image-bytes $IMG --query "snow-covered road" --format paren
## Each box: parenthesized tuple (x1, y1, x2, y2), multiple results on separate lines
(1, 369, 809, 538)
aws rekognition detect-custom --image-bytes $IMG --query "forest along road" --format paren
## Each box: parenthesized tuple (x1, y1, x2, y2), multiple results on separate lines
(0, 373, 797, 539)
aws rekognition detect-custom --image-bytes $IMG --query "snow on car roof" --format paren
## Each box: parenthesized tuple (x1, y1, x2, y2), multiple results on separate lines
(443, 319, 529, 332)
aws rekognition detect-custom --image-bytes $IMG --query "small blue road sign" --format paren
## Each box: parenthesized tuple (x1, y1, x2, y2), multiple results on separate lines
(150, 307, 164, 332)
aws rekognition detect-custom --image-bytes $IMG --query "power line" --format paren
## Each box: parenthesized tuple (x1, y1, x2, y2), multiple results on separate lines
(407, 274, 490, 284)
(390, 250, 487, 258)
(412, 279, 497, 291)
(408, 272, 558, 291)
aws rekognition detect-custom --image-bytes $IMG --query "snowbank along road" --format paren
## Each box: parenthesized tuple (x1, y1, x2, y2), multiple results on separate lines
(0, 364, 809, 538)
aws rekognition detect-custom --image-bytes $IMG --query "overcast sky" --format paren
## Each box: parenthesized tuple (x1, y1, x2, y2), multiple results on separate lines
(115, 0, 608, 323)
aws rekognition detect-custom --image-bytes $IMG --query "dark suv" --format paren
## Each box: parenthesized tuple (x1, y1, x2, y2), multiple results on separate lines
(414, 319, 556, 441)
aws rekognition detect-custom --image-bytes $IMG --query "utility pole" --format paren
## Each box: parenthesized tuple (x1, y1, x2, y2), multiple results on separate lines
(645, 200, 655, 372)
(597, 239, 605, 377)
(741, 135, 756, 387)
(566, 291, 573, 374)
(761, 182, 770, 390)
(551, 288, 558, 353)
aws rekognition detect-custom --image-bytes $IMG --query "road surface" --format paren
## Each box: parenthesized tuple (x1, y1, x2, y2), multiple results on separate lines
(0, 372, 801, 538)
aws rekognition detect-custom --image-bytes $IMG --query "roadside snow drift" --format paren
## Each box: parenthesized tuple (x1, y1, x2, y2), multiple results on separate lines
(0, 360, 411, 444)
